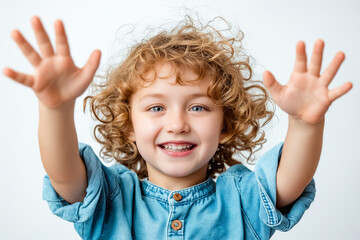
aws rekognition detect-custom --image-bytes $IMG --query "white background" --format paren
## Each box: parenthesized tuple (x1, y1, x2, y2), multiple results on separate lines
(0, 0, 359, 239)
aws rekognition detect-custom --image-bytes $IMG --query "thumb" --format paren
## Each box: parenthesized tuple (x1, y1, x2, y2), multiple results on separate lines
(78, 50, 101, 89)
(263, 70, 283, 99)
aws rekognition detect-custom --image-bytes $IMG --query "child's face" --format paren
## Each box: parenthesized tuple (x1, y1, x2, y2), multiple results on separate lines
(129, 62, 224, 189)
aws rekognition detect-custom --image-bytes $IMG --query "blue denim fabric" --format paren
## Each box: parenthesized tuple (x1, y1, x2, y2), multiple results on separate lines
(43, 143, 315, 240)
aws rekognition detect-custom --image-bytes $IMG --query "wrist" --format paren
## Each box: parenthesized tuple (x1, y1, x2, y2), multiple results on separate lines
(39, 99, 75, 110)
(39, 100, 76, 116)
(288, 115, 325, 130)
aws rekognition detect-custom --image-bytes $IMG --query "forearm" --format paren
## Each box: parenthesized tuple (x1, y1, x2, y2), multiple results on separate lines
(276, 116, 324, 208)
(263, 40, 351, 208)
(38, 101, 87, 203)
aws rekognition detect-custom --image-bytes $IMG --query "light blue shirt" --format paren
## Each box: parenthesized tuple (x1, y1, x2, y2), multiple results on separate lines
(43, 143, 315, 240)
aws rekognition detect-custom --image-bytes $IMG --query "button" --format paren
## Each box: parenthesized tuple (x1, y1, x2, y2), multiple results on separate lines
(171, 220, 182, 230)
(173, 193, 183, 201)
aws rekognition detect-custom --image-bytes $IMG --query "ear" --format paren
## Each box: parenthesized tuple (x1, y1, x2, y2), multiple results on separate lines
(219, 132, 227, 144)
(128, 130, 136, 142)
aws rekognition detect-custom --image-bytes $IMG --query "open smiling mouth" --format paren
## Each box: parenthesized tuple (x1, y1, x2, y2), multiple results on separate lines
(159, 144, 196, 152)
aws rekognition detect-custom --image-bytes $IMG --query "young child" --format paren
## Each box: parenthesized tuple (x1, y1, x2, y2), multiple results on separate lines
(3, 16, 352, 239)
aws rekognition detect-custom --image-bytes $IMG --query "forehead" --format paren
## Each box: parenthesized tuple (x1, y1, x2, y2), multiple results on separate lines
(134, 61, 212, 95)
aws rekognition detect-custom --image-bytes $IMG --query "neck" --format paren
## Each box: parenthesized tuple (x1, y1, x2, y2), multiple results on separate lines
(146, 165, 208, 191)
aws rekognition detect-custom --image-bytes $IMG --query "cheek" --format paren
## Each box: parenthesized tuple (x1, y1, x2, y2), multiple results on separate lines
(132, 114, 161, 143)
(132, 117, 159, 161)
(194, 116, 223, 144)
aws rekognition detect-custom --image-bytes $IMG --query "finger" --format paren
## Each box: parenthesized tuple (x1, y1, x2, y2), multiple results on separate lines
(263, 70, 283, 100)
(293, 41, 307, 73)
(31, 16, 55, 58)
(76, 50, 101, 92)
(54, 19, 71, 56)
(320, 52, 345, 87)
(11, 30, 42, 67)
(328, 82, 352, 102)
(308, 39, 324, 76)
(3, 67, 34, 88)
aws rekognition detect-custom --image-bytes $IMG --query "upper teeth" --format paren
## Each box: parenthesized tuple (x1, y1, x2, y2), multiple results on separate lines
(162, 144, 193, 150)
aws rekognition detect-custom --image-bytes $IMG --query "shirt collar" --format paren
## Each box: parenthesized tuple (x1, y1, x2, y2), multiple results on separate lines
(140, 177, 216, 203)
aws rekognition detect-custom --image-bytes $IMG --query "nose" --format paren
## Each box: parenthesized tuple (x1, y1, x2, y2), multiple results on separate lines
(165, 109, 190, 134)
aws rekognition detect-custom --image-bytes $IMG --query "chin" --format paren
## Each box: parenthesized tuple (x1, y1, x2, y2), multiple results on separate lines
(161, 165, 203, 179)
(163, 169, 193, 178)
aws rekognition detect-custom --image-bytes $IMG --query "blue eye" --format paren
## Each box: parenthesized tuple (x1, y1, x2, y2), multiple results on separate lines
(149, 106, 164, 112)
(190, 106, 206, 112)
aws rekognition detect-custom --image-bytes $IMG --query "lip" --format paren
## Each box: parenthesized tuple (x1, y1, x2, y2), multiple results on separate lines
(157, 141, 197, 157)
(158, 140, 196, 145)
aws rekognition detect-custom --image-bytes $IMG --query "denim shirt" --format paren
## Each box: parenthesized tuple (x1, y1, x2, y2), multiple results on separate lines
(43, 143, 315, 240)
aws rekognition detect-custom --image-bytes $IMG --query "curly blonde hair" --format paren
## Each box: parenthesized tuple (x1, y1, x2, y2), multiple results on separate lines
(84, 16, 274, 179)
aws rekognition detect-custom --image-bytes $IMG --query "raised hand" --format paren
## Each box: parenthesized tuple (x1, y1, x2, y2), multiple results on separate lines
(3, 16, 101, 109)
(263, 40, 352, 125)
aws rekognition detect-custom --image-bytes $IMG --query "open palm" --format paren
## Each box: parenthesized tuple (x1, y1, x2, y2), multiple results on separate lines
(264, 40, 352, 124)
(3, 16, 101, 108)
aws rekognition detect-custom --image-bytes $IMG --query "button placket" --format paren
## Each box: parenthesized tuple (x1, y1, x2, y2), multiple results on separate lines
(173, 193, 183, 201)
(167, 192, 185, 239)
(171, 220, 182, 230)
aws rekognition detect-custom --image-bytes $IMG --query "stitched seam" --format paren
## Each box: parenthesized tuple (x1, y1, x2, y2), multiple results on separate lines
(241, 209, 261, 240)
(171, 188, 216, 206)
(233, 174, 243, 194)
(99, 200, 111, 239)
(219, 170, 249, 179)
(142, 183, 215, 204)
(257, 179, 278, 225)
(234, 176, 261, 239)
(166, 196, 174, 240)
(182, 220, 185, 240)
(108, 185, 120, 200)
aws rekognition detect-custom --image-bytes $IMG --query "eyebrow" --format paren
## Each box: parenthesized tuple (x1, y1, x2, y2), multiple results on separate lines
(139, 93, 209, 101)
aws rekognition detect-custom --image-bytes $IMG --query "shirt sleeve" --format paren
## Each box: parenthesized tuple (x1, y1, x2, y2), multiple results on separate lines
(238, 143, 316, 236)
(42, 143, 112, 223)
(42, 143, 139, 239)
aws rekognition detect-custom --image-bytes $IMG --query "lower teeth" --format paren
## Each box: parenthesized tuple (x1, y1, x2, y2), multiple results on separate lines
(167, 148, 189, 152)
(162, 146, 193, 152)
